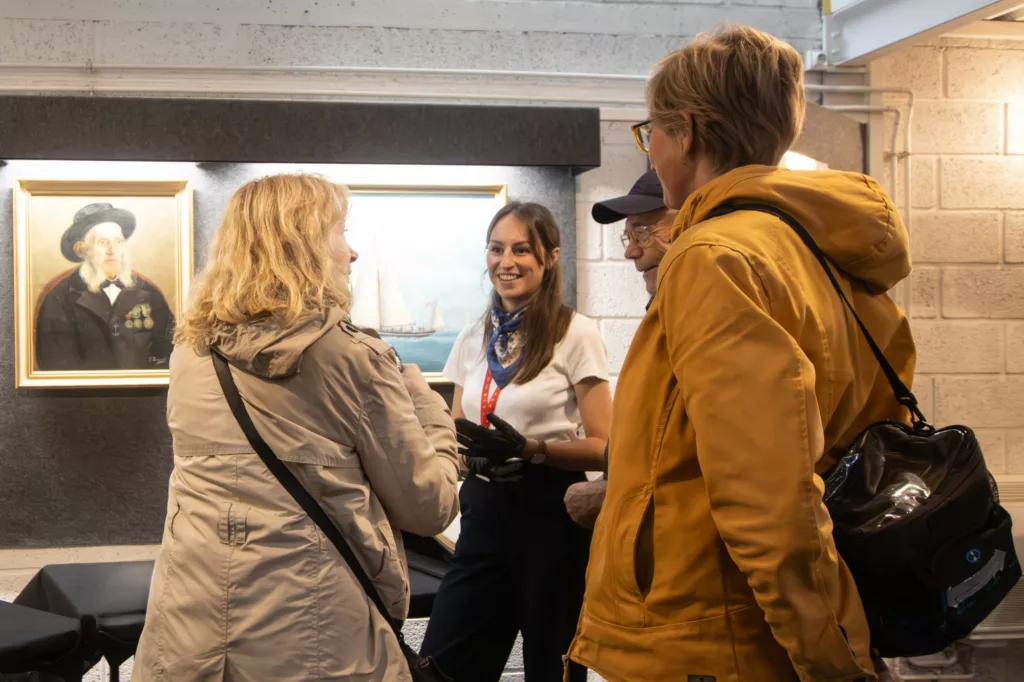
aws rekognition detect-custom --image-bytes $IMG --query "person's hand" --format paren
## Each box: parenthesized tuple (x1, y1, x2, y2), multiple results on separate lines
(454, 413, 527, 464)
(464, 455, 525, 483)
(564, 480, 607, 528)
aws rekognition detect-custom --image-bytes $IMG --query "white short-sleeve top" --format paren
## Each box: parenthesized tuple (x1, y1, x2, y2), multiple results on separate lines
(442, 312, 609, 443)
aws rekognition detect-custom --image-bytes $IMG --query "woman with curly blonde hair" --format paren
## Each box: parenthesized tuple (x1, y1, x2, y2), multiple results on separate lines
(135, 173, 460, 682)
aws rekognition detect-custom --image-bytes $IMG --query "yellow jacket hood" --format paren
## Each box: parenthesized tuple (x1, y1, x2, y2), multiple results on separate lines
(674, 165, 911, 293)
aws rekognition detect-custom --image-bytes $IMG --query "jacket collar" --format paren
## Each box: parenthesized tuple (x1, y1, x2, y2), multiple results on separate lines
(67, 269, 145, 322)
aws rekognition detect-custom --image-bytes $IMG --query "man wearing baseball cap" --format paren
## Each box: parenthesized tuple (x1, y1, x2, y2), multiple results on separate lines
(564, 170, 677, 527)
(592, 169, 676, 300)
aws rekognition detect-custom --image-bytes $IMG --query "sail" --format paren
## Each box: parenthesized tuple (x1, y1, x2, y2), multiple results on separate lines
(349, 247, 380, 329)
(429, 298, 445, 331)
(378, 264, 413, 329)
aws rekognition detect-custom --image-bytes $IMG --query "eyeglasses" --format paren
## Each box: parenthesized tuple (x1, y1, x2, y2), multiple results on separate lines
(620, 224, 664, 249)
(631, 119, 652, 154)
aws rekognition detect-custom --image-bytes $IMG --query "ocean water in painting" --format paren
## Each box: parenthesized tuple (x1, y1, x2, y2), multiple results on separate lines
(345, 189, 499, 375)
(386, 330, 463, 373)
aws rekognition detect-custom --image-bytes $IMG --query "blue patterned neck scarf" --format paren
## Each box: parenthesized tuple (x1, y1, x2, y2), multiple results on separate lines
(486, 304, 527, 389)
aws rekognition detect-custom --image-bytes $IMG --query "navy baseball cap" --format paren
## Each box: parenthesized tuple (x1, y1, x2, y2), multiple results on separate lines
(591, 170, 666, 224)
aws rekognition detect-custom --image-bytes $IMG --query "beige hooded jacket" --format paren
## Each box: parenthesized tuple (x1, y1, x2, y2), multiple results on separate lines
(133, 307, 460, 682)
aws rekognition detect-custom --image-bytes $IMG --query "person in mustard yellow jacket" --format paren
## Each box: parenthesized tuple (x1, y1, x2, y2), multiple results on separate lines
(566, 25, 915, 682)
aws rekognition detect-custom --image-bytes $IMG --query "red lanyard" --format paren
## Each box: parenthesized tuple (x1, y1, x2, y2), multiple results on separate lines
(480, 369, 502, 426)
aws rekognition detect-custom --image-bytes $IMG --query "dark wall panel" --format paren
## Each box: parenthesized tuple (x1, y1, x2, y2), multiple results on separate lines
(0, 96, 601, 171)
(0, 161, 576, 548)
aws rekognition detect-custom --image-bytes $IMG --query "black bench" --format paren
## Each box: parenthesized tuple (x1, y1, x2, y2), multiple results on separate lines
(14, 561, 151, 682)
(8, 540, 450, 680)
(0, 600, 88, 681)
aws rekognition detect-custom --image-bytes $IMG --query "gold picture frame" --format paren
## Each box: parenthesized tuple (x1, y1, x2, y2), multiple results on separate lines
(345, 183, 509, 384)
(13, 179, 194, 388)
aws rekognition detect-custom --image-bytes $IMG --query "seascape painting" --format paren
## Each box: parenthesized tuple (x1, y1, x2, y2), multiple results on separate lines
(345, 186, 508, 379)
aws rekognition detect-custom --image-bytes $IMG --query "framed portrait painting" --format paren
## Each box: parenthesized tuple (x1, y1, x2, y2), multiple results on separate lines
(13, 179, 193, 388)
(345, 184, 508, 382)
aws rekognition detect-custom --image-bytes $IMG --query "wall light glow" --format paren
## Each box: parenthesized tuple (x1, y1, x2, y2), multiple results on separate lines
(781, 151, 828, 171)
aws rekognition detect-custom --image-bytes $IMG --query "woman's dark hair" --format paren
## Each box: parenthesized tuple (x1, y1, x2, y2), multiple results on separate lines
(481, 201, 574, 385)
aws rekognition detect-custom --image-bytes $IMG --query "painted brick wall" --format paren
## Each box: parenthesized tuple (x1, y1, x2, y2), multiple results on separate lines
(0, 0, 820, 74)
(872, 37, 1024, 478)
(576, 121, 651, 390)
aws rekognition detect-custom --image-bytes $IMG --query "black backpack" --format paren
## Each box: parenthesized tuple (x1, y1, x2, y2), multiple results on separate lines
(707, 202, 1022, 658)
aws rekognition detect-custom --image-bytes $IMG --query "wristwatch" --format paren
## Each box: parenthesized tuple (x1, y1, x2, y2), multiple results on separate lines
(531, 440, 547, 465)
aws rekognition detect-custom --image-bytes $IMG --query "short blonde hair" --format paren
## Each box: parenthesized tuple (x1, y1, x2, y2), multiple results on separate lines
(647, 25, 806, 174)
(176, 173, 351, 350)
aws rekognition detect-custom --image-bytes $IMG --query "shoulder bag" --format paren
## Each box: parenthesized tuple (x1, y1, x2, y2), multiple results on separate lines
(704, 202, 1021, 657)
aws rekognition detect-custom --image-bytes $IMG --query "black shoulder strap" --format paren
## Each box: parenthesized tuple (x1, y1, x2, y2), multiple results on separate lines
(705, 202, 929, 427)
(210, 351, 409, 640)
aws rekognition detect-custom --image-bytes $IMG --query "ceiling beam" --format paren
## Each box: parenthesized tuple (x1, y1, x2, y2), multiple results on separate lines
(821, 0, 1024, 66)
(944, 18, 1024, 39)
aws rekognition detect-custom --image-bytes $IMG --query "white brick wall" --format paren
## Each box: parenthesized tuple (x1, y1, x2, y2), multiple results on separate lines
(872, 36, 1024, 477)
(0, 0, 821, 75)
(575, 121, 651, 386)
(874, 42, 1024, 679)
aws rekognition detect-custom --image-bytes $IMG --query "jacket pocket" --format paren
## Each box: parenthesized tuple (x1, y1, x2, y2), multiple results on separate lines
(634, 495, 655, 599)
(610, 487, 655, 605)
(167, 494, 181, 540)
(217, 503, 250, 546)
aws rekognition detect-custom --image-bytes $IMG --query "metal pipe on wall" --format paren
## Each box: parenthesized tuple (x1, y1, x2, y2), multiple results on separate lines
(0, 83, 649, 105)
(825, 103, 902, 210)
(0, 61, 868, 80)
(0, 62, 652, 80)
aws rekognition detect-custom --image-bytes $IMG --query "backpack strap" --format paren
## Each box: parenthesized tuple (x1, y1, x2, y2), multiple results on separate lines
(704, 202, 930, 429)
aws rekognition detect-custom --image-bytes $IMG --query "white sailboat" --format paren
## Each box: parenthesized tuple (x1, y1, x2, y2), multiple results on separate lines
(428, 297, 445, 332)
(350, 248, 437, 338)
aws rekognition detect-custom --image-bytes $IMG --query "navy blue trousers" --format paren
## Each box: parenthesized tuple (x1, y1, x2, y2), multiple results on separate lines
(420, 467, 591, 682)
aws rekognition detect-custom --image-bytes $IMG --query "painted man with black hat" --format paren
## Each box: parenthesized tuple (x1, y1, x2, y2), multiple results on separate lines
(563, 169, 677, 527)
(34, 202, 175, 371)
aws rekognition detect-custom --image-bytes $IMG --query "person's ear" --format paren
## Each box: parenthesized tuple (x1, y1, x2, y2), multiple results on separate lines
(73, 241, 86, 259)
(548, 246, 561, 266)
(676, 111, 695, 158)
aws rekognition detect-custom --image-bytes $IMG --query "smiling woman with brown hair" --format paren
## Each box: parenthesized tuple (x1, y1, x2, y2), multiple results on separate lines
(420, 201, 611, 682)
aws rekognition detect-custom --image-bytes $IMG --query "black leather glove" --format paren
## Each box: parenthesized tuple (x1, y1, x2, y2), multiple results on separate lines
(454, 413, 527, 464)
(464, 455, 525, 483)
